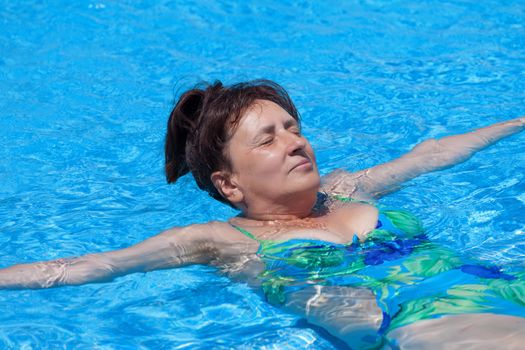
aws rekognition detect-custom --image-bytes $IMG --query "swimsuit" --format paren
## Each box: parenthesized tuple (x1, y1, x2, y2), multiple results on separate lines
(230, 195, 525, 333)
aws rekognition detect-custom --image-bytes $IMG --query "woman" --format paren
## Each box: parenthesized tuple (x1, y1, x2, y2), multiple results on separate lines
(1, 80, 524, 348)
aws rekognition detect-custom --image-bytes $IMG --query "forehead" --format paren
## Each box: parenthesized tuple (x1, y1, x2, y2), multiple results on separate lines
(237, 100, 295, 131)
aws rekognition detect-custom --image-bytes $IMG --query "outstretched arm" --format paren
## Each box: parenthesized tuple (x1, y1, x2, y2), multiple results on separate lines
(323, 117, 525, 199)
(0, 223, 218, 290)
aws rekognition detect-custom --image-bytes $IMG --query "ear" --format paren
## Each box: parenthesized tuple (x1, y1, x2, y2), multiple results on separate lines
(210, 170, 244, 205)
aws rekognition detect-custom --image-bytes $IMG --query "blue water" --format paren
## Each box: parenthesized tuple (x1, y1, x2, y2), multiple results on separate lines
(1, 0, 525, 348)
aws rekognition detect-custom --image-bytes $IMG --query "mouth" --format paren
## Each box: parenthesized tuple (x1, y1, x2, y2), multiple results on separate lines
(290, 157, 312, 172)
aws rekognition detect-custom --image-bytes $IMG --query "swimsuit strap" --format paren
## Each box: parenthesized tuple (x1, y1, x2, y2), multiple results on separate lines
(332, 194, 373, 205)
(332, 194, 355, 202)
(230, 223, 260, 241)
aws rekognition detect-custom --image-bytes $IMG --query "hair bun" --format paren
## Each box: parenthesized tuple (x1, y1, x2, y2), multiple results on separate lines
(165, 88, 205, 182)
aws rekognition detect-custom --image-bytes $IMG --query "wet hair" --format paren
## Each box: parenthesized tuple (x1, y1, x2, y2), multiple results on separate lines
(165, 79, 301, 206)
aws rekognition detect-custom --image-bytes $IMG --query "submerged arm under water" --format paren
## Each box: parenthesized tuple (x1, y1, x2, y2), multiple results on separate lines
(323, 116, 525, 199)
(0, 223, 217, 290)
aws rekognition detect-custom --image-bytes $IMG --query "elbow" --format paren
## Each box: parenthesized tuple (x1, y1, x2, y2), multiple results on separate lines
(433, 138, 473, 165)
(30, 259, 85, 288)
(36, 255, 119, 288)
(60, 254, 120, 285)
(415, 138, 472, 169)
(412, 138, 441, 154)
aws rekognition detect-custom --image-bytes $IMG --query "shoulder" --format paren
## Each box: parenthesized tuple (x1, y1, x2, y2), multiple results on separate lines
(320, 168, 373, 201)
(161, 220, 258, 257)
(158, 221, 235, 241)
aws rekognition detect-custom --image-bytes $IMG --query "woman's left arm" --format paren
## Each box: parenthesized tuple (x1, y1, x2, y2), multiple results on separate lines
(0, 223, 218, 290)
(323, 117, 525, 199)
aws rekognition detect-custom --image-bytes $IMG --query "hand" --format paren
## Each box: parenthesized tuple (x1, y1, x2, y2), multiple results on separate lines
(483, 116, 525, 133)
(504, 116, 525, 128)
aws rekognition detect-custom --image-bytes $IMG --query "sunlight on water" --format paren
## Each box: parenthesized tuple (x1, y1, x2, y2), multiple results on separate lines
(1, 0, 524, 348)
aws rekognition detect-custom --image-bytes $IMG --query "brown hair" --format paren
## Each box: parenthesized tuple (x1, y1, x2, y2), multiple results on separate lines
(165, 79, 300, 206)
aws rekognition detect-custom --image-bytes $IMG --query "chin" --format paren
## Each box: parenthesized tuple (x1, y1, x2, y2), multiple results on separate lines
(292, 173, 321, 198)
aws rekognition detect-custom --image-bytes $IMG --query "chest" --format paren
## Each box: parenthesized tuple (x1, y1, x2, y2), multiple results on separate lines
(249, 203, 380, 243)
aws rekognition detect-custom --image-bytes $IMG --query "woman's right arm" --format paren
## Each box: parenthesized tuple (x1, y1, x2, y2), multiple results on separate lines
(323, 117, 525, 199)
(0, 223, 219, 290)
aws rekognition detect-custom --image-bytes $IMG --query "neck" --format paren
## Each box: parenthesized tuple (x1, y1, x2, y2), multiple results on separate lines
(240, 191, 319, 221)
(243, 211, 311, 221)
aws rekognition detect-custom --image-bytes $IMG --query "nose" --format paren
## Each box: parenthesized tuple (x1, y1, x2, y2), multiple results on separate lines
(285, 131, 307, 155)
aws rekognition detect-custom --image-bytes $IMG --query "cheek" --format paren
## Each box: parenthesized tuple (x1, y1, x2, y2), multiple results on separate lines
(252, 151, 282, 173)
(238, 151, 282, 181)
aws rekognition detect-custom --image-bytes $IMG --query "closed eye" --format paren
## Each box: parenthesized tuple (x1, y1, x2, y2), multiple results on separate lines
(260, 137, 274, 145)
(289, 126, 301, 135)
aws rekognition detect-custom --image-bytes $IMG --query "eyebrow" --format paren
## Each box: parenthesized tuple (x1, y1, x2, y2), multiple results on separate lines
(256, 118, 298, 136)
(284, 118, 299, 129)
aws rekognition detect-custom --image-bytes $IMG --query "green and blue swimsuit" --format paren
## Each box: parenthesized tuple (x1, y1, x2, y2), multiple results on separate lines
(231, 195, 525, 333)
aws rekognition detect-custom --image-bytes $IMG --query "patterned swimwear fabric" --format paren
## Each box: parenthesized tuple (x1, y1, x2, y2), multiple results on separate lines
(231, 196, 525, 332)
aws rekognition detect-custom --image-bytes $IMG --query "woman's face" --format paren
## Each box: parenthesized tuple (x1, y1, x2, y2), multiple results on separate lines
(225, 99, 320, 215)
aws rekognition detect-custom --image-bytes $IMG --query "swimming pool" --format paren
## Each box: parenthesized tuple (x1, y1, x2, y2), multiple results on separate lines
(1, 0, 524, 348)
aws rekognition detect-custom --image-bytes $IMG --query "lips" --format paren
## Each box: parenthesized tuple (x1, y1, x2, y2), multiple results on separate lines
(290, 157, 312, 172)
